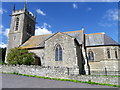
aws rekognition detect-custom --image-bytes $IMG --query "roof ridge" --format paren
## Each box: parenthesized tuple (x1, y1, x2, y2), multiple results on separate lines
(64, 29, 83, 33)
(85, 32, 105, 35)
(31, 29, 83, 37)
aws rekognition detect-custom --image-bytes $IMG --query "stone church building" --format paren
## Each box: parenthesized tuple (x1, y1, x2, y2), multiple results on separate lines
(6, 4, 120, 75)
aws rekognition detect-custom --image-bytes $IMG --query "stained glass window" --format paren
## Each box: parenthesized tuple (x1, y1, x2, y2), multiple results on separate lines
(88, 50, 94, 61)
(55, 44, 62, 61)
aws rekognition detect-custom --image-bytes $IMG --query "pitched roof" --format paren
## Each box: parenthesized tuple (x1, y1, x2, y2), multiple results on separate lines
(20, 30, 84, 49)
(85, 32, 118, 46)
(20, 30, 118, 49)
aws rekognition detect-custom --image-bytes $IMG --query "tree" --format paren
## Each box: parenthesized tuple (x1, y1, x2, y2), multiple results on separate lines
(6, 48, 35, 65)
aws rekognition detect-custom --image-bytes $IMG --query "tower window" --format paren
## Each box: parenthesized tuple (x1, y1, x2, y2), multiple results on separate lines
(27, 23, 32, 34)
(15, 17, 19, 31)
(88, 50, 94, 61)
(13, 36, 16, 40)
(55, 44, 62, 61)
(107, 49, 110, 59)
(115, 49, 118, 59)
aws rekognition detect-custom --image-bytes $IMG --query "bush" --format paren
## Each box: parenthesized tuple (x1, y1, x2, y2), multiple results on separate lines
(6, 48, 35, 65)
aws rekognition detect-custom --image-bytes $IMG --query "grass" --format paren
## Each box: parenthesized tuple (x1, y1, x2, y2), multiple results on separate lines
(2, 72, 120, 88)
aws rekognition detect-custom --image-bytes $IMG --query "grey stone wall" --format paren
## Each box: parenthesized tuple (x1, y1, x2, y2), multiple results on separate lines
(44, 32, 79, 69)
(86, 46, 120, 62)
(89, 60, 120, 75)
(86, 46, 120, 75)
(1, 65, 119, 85)
(74, 41, 84, 74)
(29, 49, 45, 66)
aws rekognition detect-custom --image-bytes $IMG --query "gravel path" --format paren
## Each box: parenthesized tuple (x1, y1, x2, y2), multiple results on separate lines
(2, 73, 117, 88)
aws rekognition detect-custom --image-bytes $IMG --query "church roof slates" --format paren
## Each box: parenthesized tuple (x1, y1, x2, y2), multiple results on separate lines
(21, 34, 52, 48)
(20, 30, 118, 49)
(20, 30, 84, 49)
(85, 32, 118, 46)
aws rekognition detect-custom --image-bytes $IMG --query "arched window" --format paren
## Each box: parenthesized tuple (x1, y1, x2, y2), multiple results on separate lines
(115, 49, 118, 59)
(15, 17, 19, 31)
(55, 44, 62, 61)
(107, 49, 110, 59)
(88, 50, 94, 61)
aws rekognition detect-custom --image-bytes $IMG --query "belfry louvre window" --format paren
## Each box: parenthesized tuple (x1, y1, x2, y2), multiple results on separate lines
(115, 50, 118, 59)
(88, 50, 94, 61)
(15, 17, 19, 31)
(107, 49, 110, 58)
(27, 23, 32, 34)
(55, 44, 62, 61)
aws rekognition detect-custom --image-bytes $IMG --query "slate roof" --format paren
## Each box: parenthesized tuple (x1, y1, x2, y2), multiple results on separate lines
(20, 30, 118, 49)
(20, 30, 84, 49)
(85, 32, 118, 46)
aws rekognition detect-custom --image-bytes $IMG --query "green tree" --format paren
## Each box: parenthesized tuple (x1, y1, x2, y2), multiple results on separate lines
(6, 48, 35, 65)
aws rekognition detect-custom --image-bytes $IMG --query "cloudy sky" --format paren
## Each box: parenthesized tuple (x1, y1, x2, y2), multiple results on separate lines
(0, 2, 118, 48)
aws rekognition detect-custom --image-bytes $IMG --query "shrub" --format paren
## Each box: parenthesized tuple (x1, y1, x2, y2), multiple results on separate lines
(6, 47, 35, 65)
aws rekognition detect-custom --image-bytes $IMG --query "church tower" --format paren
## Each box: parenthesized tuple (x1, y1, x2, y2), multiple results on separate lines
(6, 3, 36, 61)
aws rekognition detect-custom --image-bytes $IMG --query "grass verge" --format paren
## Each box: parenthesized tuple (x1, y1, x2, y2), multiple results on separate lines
(2, 72, 120, 88)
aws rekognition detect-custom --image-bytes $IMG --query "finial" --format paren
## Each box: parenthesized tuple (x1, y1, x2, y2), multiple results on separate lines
(82, 27, 84, 31)
(34, 12, 37, 19)
(24, 0, 27, 11)
(12, 4, 15, 12)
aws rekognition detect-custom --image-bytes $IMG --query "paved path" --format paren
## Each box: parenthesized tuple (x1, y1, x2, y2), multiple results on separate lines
(2, 73, 117, 88)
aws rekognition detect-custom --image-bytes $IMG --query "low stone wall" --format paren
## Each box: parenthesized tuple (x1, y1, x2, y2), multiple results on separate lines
(1, 65, 79, 78)
(1, 65, 119, 85)
(89, 60, 120, 76)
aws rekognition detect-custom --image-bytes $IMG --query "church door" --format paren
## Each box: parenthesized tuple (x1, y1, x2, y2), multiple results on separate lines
(35, 56, 41, 66)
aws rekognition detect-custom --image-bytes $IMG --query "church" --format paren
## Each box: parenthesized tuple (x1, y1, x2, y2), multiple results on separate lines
(6, 3, 120, 75)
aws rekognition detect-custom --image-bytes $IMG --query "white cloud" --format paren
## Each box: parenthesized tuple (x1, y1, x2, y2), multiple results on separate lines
(73, 3, 78, 9)
(87, 7, 92, 11)
(0, 27, 10, 37)
(36, 9, 46, 16)
(98, 22, 116, 27)
(35, 27, 52, 35)
(0, 25, 3, 34)
(3, 28, 10, 37)
(0, 25, 3, 29)
(35, 23, 52, 36)
(41, 23, 51, 29)
(103, 9, 118, 21)
(0, 42, 7, 48)
(0, 8, 7, 14)
(98, 8, 118, 27)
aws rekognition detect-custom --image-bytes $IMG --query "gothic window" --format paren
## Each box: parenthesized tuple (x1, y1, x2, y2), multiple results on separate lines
(115, 49, 118, 59)
(107, 49, 110, 59)
(88, 50, 94, 61)
(15, 17, 19, 31)
(55, 44, 62, 61)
